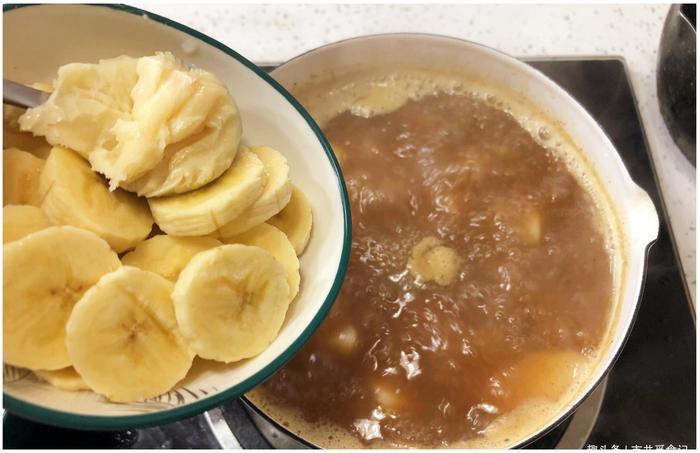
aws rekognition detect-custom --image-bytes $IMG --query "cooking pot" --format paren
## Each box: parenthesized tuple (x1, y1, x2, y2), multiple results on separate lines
(244, 34, 659, 448)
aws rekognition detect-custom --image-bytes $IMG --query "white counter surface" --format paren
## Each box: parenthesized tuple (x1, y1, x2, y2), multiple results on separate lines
(138, 3, 696, 305)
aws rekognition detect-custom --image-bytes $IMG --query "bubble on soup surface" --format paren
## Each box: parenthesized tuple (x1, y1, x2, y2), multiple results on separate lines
(538, 126, 551, 140)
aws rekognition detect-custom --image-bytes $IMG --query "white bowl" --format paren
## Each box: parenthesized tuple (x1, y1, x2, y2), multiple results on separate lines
(250, 34, 661, 448)
(3, 4, 350, 429)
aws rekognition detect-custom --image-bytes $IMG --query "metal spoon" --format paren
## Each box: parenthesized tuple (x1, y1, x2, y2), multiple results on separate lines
(3, 79, 49, 108)
(2, 58, 201, 109)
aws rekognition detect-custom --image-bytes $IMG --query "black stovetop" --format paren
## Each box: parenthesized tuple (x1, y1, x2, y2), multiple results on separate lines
(530, 58, 695, 449)
(3, 58, 695, 449)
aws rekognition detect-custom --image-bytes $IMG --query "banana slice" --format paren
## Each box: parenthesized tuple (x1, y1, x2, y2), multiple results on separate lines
(89, 53, 231, 188)
(34, 367, 90, 391)
(497, 350, 584, 410)
(351, 85, 411, 118)
(215, 146, 292, 237)
(223, 223, 300, 301)
(518, 207, 542, 246)
(120, 70, 242, 197)
(407, 236, 461, 286)
(148, 148, 266, 236)
(4, 226, 121, 370)
(3, 205, 51, 243)
(3, 105, 52, 159)
(330, 324, 358, 355)
(173, 244, 290, 363)
(267, 186, 313, 255)
(122, 235, 222, 281)
(4, 147, 44, 206)
(39, 146, 153, 253)
(19, 53, 241, 194)
(66, 266, 194, 403)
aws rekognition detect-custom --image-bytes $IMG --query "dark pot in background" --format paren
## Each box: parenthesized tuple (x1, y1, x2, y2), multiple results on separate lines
(657, 4, 696, 165)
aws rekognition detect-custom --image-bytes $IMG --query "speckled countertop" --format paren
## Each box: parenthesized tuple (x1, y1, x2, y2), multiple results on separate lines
(137, 3, 696, 304)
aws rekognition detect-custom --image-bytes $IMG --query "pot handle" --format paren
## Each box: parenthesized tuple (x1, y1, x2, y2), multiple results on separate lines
(627, 188, 660, 246)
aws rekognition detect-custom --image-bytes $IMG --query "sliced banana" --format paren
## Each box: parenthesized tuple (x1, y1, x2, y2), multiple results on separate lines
(173, 244, 290, 363)
(3, 105, 52, 159)
(4, 226, 121, 370)
(4, 147, 44, 206)
(89, 53, 206, 186)
(498, 350, 584, 410)
(223, 223, 300, 301)
(351, 85, 411, 118)
(120, 71, 242, 197)
(3, 205, 52, 243)
(517, 207, 542, 246)
(122, 235, 222, 281)
(215, 146, 292, 237)
(407, 236, 461, 286)
(66, 266, 194, 403)
(148, 148, 266, 236)
(39, 146, 153, 253)
(34, 367, 90, 392)
(330, 324, 359, 355)
(371, 378, 408, 412)
(493, 200, 543, 246)
(267, 186, 313, 255)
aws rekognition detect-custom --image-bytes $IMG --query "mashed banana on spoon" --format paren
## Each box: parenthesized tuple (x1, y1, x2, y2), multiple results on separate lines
(18, 52, 242, 197)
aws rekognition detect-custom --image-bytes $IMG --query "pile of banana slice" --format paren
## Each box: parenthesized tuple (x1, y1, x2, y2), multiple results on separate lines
(3, 53, 314, 403)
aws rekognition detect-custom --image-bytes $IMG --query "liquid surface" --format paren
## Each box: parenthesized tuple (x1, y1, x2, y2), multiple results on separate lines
(258, 90, 613, 447)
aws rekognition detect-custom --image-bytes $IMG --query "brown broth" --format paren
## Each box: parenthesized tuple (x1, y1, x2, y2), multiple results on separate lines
(258, 91, 613, 447)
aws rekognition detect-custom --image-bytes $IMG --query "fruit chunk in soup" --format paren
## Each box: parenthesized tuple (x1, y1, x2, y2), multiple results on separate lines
(261, 92, 613, 447)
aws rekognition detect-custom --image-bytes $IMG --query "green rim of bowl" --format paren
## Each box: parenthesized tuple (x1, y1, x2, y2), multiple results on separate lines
(2, 2, 352, 430)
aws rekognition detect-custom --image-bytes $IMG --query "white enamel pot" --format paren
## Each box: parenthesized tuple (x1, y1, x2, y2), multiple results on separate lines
(241, 33, 660, 449)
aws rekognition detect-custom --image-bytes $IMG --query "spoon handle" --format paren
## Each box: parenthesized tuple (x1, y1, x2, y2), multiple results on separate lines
(3, 79, 48, 108)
